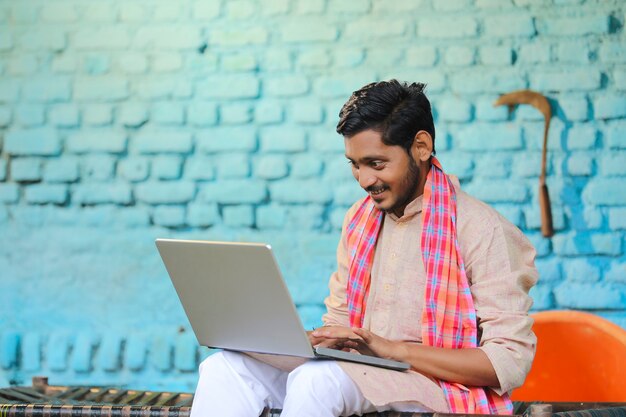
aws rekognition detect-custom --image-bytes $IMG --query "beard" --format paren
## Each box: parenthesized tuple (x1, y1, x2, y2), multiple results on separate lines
(378, 156, 422, 216)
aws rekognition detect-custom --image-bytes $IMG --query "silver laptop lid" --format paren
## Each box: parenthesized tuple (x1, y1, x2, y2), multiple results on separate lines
(156, 239, 315, 358)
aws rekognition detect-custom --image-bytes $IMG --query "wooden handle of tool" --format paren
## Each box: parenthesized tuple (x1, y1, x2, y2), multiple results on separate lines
(539, 183, 554, 237)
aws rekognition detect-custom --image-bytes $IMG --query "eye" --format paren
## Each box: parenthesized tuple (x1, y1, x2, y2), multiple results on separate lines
(347, 160, 358, 169)
(370, 160, 385, 169)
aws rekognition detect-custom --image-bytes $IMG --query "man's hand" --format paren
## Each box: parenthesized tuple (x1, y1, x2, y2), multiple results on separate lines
(309, 326, 363, 351)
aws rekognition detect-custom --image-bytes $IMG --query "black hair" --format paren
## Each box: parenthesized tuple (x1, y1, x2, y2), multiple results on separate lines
(336, 79, 436, 154)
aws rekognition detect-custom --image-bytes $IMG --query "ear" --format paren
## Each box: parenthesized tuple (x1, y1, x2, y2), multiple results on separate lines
(411, 130, 433, 162)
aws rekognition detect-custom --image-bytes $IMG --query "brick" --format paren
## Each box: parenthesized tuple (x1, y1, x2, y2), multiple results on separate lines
(83, 4, 116, 22)
(197, 127, 257, 153)
(223, 205, 254, 227)
(297, 48, 331, 69)
(150, 335, 173, 371)
(134, 26, 201, 50)
(261, 49, 292, 72)
(281, 19, 338, 42)
(536, 259, 561, 282)
(153, 4, 182, 21)
(291, 155, 323, 178)
(565, 205, 602, 231)
(583, 179, 626, 205)
(67, 131, 127, 154)
(192, 1, 220, 20)
(527, 234, 552, 258)
(41, 3, 78, 22)
(563, 259, 600, 283)
(184, 157, 214, 181)
(456, 124, 522, 151)
(254, 155, 288, 179)
(216, 154, 250, 178)
(475, 97, 508, 121)
(332, 182, 366, 205)
(21, 333, 41, 372)
(135, 182, 195, 204)
(255, 101, 283, 124)
(464, 180, 528, 203)
(264, 75, 309, 97)
(124, 336, 147, 371)
(609, 207, 626, 229)
(554, 283, 622, 309)
(418, 17, 478, 38)
(84, 54, 110, 76)
(152, 102, 185, 125)
(475, 154, 511, 178)
(553, 232, 622, 256)
(51, 54, 77, 74)
(75, 27, 130, 49)
(174, 332, 198, 371)
(566, 154, 593, 176)
(599, 153, 626, 176)
(0, 332, 19, 368)
(328, 0, 370, 12)
(441, 153, 474, 180)
(539, 15, 610, 36)
(444, 46, 475, 67)
(188, 102, 218, 126)
(405, 46, 437, 67)
(0, 181, 22, 207)
(5, 128, 61, 156)
(44, 158, 79, 182)
(437, 97, 472, 122)
(345, 18, 405, 40)
(518, 42, 551, 64)
(118, 207, 150, 227)
(0, 30, 12, 51)
(270, 180, 333, 204)
(118, 157, 150, 182)
(49, 104, 79, 127)
(80, 155, 116, 181)
(15, 105, 45, 127)
(531, 69, 601, 92)
(74, 77, 129, 101)
(606, 121, 626, 149)
(22, 77, 71, 102)
(118, 53, 148, 74)
(605, 261, 626, 283)
(0, 106, 11, 127)
(73, 183, 132, 205)
(594, 95, 626, 120)
(8, 55, 38, 76)
(153, 205, 186, 227)
(484, 15, 535, 37)
(257, 204, 287, 229)
(98, 334, 122, 371)
(133, 131, 193, 154)
(314, 71, 377, 98)
(0, 160, 6, 181)
(615, 69, 626, 90)
(220, 103, 252, 125)
(260, 127, 307, 152)
(290, 100, 323, 124)
(11, 157, 42, 181)
(479, 46, 513, 66)
(225, 0, 256, 19)
(118, 103, 149, 127)
(187, 203, 220, 227)
(152, 156, 182, 180)
(557, 41, 591, 64)
(210, 27, 268, 46)
(450, 69, 526, 94)
(284, 205, 326, 231)
(331, 48, 364, 68)
(221, 53, 257, 71)
(199, 180, 267, 204)
(151, 52, 183, 73)
(310, 129, 345, 153)
(71, 333, 97, 373)
(198, 75, 259, 99)
(529, 285, 554, 310)
(560, 96, 589, 122)
(47, 333, 71, 371)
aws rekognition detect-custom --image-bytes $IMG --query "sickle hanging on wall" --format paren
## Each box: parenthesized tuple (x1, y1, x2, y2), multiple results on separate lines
(493, 90, 554, 237)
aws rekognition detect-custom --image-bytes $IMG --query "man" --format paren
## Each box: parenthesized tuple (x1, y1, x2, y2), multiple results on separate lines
(190, 80, 538, 417)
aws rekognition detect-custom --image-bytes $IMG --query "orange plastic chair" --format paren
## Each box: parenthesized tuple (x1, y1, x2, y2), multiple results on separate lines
(511, 310, 626, 402)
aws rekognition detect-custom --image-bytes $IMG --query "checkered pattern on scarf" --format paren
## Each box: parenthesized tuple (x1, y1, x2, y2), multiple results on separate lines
(346, 157, 513, 415)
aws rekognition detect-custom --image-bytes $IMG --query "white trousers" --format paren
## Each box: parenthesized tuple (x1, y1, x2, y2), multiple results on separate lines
(190, 351, 428, 417)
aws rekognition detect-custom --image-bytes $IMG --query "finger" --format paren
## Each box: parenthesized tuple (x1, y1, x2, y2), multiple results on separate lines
(352, 327, 371, 342)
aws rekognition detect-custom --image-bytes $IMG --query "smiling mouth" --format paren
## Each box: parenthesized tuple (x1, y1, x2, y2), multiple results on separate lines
(368, 186, 387, 196)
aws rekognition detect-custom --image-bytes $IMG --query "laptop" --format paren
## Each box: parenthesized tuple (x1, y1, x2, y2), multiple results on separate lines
(155, 239, 409, 372)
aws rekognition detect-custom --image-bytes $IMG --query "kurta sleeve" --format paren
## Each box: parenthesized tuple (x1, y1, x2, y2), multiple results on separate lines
(463, 210, 539, 395)
(322, 203, 360, 327)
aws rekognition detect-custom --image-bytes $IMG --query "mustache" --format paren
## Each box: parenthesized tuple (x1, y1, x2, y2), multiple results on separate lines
(366, 184, 388, 193)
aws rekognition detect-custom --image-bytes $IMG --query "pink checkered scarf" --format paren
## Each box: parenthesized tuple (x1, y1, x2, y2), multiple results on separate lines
(346, 157, 513, 415)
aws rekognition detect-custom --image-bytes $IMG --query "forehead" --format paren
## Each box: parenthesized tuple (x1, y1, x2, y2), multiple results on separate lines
(344, 129, 401, 159)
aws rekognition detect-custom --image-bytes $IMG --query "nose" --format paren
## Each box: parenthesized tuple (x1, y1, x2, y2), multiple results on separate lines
(357, 168, 377, 189)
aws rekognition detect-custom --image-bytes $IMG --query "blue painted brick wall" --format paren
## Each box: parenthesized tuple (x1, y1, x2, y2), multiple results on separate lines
(1, 0, 625, 392)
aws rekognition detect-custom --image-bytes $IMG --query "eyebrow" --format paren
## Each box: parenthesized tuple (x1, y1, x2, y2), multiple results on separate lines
(345, 154, 388, 163)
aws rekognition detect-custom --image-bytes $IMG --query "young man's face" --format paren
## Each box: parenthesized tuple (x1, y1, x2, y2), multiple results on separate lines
(344, 129, 429, 217)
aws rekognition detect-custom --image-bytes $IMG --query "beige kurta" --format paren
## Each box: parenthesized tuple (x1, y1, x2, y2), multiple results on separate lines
(322, 183, 539, 412)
